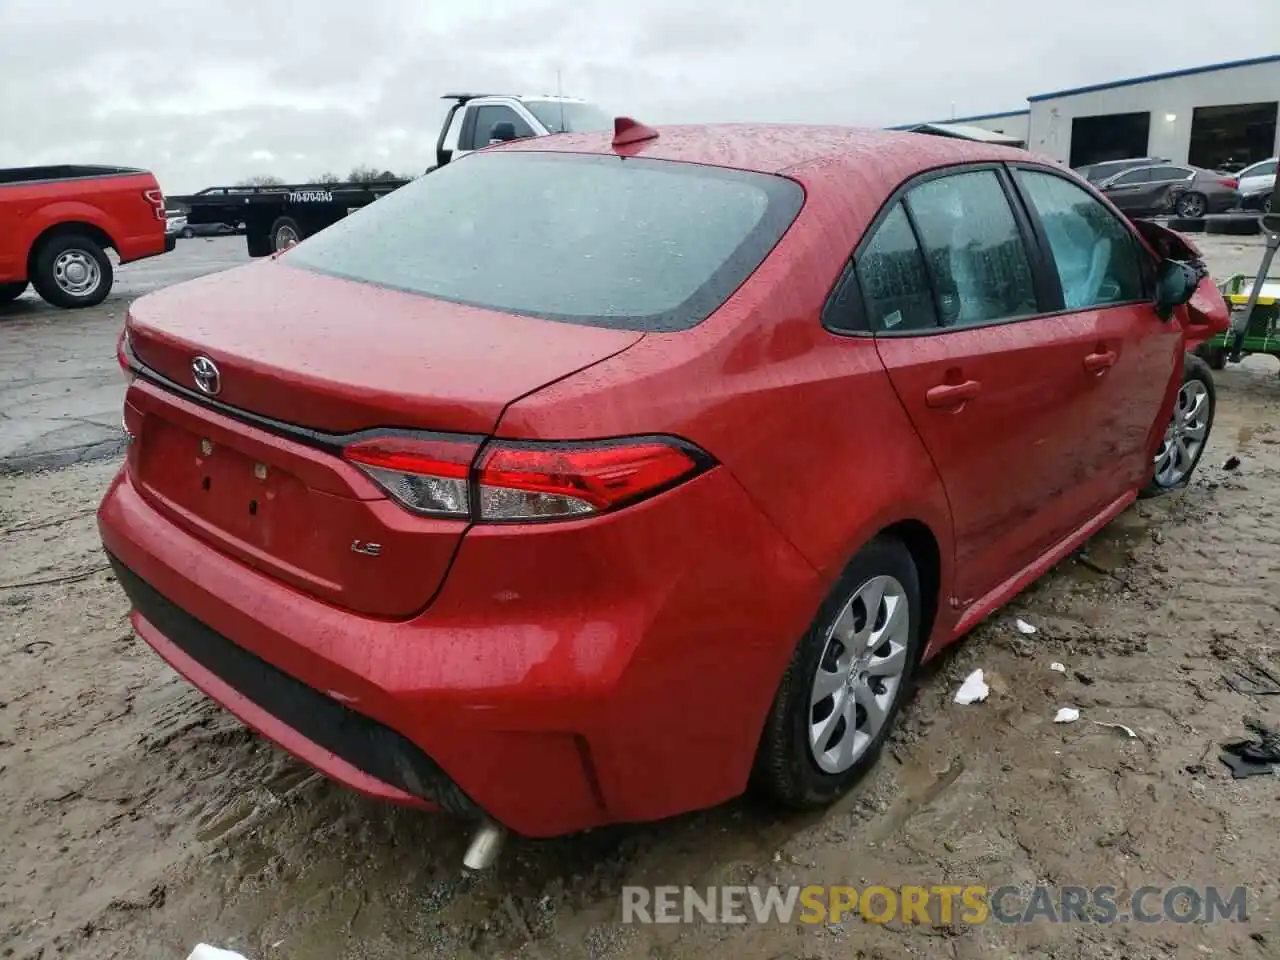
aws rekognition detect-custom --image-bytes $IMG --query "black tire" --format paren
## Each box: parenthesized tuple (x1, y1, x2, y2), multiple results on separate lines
(181, 226, 195, 239)
(753, 535, 923, 809)
(1207, 216, 1261, 236)
(270, 216, 303, 252)
(30, 233, 112, 309)
(1141, 353, 1216, 498)
(1166, 217, 1205, 233)
(245, 232, 274, 258)
(0, 281, 28, 304)
(1195, 343, 1227, 370)
(1174, 192, 1207, 219)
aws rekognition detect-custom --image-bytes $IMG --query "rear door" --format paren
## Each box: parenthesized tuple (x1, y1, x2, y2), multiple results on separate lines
(867, 166, 1114, 607)
(1011, 165, 1182, 500)
(1148, 164, 1197, 213)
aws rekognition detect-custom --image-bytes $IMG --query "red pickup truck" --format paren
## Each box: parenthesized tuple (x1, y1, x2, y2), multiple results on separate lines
(0, 165, 174, 309)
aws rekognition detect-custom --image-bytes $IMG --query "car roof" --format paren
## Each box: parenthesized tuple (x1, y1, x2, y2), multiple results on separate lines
(495, 123, 1039, 177)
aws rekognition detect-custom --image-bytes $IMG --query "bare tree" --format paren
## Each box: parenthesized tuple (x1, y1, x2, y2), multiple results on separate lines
(236, 174, 285, 187)
(314, 172, 341, 184)
(347, 165, 404, 183)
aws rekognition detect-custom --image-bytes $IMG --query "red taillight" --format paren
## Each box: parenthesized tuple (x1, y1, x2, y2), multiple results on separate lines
(341, 435, 711, 522)
(1218, 178, 1239, 189)
(476, 441, 703, 520)
(143, 188, 165, 221)
(116, 328, 135, 385)
(343, 436, 477, 518)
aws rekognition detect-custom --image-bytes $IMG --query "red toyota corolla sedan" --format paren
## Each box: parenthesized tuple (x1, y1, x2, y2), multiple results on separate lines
(100, 122, 1228, 843)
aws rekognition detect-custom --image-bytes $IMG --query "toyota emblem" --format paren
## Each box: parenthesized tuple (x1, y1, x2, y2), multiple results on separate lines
(191, 355, 221, 396)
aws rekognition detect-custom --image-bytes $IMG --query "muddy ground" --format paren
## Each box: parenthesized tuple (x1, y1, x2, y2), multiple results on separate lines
(3, 236, 1280, 960)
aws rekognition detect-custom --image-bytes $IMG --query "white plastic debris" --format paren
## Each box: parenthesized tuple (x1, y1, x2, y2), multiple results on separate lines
(1015, 619, 1037, 635)
(187, 947, 250, 960)
(1054, 707, 1081, 724)
(954, 669, 989, 704)
(1050, 662, 1067, 673)
(1090, 720, 1139, 739)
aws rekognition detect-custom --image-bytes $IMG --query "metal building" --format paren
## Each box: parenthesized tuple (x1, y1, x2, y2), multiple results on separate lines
(1025, 55, 1280, 170)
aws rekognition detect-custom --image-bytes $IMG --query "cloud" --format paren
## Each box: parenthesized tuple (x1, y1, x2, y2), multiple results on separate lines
(2, 0, 1277, 192)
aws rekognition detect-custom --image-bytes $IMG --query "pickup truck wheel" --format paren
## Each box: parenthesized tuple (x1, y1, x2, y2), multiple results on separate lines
(270, 217, 302, 252)
(753, 535, 921, 809)
(31, 234, 112, 309)
(1142, 354, 1216, 497)
(181, 226, 195, 239)
(0, 281, 28, 303)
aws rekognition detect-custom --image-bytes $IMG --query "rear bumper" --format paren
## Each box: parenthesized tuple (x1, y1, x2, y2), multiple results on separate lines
(118, 230, 173, 264)
(98, 460, 820, 836)
(107, 554, 458, 811)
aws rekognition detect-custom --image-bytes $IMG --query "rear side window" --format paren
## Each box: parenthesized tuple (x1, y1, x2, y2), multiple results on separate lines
(904, 170, 1039, 327)
(1148, 165, 1193, 182)
(284, 152, 804, 332)
(854, 203, 938, 332)
(521, 100, 613, 134)
(1109, 168, 1152, 186)
(1017, 170, 1146, 309)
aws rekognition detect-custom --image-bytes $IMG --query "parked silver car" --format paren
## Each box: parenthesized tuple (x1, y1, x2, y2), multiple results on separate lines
(1235, 158, 1276, 213)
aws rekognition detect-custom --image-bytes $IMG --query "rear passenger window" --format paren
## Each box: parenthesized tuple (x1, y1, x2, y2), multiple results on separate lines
(1017, 170, 1146, 309)
(854, 202, 938, 332)
(905, 170, 1039, 328)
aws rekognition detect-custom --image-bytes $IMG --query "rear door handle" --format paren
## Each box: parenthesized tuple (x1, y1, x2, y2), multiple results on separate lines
(1084, 350, 1117, 373)
(925, 380, 981, 409)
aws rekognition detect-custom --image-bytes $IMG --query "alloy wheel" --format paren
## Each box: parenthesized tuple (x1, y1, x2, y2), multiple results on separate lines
(1176, 193, 1206, 218)
(1153, 379, 1210, 487)
(808, 574, 910, 774)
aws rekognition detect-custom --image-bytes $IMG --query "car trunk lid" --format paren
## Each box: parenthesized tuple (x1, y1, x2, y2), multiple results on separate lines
(126, 259, 643, 434)
(124, 260, 643, 617)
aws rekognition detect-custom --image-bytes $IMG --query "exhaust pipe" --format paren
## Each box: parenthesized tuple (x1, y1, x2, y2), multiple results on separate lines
(462, 819, 506, 872)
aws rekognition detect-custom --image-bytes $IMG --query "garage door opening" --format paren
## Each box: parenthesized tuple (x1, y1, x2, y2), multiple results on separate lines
(1069, 112, 1152, 167)
(1188, 102, 1278, 172)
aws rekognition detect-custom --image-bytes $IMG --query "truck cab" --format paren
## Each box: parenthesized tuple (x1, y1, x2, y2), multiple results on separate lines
(434, 94, 613, 168)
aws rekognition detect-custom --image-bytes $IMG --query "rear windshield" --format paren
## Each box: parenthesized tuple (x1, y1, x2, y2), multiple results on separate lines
(521, 100, 613, 134)
(283, 151, 804, 332)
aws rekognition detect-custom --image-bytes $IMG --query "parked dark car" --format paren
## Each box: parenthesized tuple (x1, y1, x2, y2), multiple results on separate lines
(167, 214, 240, 239)
(1097, 164, 1239, 218)
(1074, 157, 1171, 185)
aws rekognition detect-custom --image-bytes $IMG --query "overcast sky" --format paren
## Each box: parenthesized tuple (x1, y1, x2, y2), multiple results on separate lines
(3, 0, 1278, 193)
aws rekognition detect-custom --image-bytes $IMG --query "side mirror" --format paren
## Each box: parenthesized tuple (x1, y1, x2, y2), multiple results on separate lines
(488, 121, 518, 145)
(1154, 260, 1200, 320)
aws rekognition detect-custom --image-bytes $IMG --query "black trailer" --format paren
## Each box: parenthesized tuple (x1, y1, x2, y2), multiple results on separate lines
(176, 180, 410, 257)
